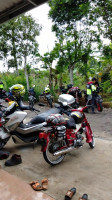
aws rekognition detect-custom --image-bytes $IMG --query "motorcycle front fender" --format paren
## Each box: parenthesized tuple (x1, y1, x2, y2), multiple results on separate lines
(39, 132, 50, 152)
(85, 125, 93, 143)
(0, 127, 10, 139)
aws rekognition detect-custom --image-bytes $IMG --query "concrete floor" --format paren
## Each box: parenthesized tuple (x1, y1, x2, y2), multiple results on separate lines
(0, 102, 112, 200)
(0, 137, 112, 200)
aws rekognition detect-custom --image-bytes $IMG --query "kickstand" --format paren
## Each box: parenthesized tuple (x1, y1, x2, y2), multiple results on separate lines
(33, 139, 38, 149)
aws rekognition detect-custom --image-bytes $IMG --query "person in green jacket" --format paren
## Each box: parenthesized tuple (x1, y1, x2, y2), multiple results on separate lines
(86, 77, 97, 114)
(0, 80, 4, 98)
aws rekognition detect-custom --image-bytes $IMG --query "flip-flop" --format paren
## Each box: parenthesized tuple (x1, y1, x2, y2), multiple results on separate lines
(41, 178, 48, 190)
(65, 188, 76, 200)
(29, 181, 38, 186)
(78, 194, 88, 200)
(30, 181, 42, 191)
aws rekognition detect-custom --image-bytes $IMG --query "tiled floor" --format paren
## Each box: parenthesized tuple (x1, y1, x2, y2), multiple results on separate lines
(0, 168, 55, 200)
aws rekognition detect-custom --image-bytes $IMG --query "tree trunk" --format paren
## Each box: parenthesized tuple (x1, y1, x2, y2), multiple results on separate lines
(49, 66, 53, 89)
(12, 28, 19, 76)
(69, 65, 74, 85)
(24, 55, 29, 91)
(59, 73, 63, 87)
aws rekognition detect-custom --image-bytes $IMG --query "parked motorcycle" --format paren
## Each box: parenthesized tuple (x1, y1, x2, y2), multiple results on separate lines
(84, 86, 103, 112)
(39, 105, 95, 165)
(40, 86, 53, 108)
(60, 84, 82, 108)
(28, 89, 36, 108)
(0, 94, 75, 149)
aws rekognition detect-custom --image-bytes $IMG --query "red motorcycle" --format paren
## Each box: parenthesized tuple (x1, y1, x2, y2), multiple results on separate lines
(39, 106, 95, 165)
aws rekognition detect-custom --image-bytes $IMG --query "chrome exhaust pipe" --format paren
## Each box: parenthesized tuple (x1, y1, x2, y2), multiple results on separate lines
(53, 146, 75, 156)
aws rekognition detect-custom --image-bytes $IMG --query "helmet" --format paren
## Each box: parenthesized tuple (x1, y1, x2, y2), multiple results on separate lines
(71, 111, 84, 124)
(44, 86, 50, 94)
(8, 100, 18, 107)
(10, 84, 25, 98)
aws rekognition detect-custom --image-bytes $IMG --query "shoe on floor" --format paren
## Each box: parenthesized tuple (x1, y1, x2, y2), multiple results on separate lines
(78, 193, 88, 200)
(0, 150, 10, 160)
(5, 154, 22, 166)
(65, 188, 76, 200)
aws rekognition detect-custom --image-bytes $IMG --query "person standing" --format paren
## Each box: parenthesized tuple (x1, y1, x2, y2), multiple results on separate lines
(86, 77, 97, 114)
(0, 80, 4, 99)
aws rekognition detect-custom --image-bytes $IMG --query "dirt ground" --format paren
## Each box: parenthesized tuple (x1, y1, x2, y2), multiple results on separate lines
(0, 101, 112, 200)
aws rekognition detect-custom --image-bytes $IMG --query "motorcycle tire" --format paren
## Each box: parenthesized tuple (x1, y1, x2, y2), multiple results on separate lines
(97, 102, 103, 112)
(43, 139, 65, 165)
(29, 100, 34, 108)
(0, 137, 10, 149)
(89, 136, 95, 149)
(47, 98, 53, 108)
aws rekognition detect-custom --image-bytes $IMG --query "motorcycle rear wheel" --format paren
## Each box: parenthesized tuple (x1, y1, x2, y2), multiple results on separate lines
(43, 139, 65, 165)
(97, 102, 103, 112)
(89, 136, 95, 149)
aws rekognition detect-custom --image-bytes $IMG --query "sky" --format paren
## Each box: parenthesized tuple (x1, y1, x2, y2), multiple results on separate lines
(28, 3, 56, 55)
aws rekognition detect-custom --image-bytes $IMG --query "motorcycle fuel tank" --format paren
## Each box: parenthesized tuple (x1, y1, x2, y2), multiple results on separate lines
(58, 94, 75, 105)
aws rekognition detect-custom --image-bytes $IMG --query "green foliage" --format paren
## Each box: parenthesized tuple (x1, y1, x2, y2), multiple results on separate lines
(49, 0, 90, 25)
(102, 80, 112, 94)
(0, 14, 41, 73)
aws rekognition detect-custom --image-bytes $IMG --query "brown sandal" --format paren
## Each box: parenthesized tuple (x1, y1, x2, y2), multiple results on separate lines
(41, 178, 48, 190)
(65, 188, 76, 200)
(30, 181, 42, 191)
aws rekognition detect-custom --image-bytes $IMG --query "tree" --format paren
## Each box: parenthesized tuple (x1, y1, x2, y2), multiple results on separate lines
(0, 14, 41, 90)
(92, 0, 112, 42)
(48, 0, 101, 83)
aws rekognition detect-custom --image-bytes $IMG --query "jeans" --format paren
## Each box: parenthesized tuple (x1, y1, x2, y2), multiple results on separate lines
(91, 94, 96, 112)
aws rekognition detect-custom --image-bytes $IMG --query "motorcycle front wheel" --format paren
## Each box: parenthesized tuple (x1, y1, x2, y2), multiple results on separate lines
(29, 100, 34, 108)
(43, 139, 65, 165)
(47, 97, 53, 108)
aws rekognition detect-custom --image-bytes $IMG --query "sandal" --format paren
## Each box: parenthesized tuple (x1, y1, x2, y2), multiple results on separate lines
(30, 181, 37, 186)
(78, 194, 88, 200)
(65, 188, 76, 200)
(41, 178, 48, 190)
(30, 181, 42, 191)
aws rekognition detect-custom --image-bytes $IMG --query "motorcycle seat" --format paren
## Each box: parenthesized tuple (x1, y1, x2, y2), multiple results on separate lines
(30, 108, 61, 124)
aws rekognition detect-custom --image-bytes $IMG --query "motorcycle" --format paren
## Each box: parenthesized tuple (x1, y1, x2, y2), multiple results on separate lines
(60, 84, 82, 108)
(0, 89, 8, 99)
(84, 86, 103, 112)
(39, 105, 95, 165)
(39, 86, 53, 108)
(28, 92, 36, 108)
(0, 94, 75, 149)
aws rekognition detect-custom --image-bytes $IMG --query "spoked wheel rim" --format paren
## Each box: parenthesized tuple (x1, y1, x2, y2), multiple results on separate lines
(43, 139, 65, 165)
